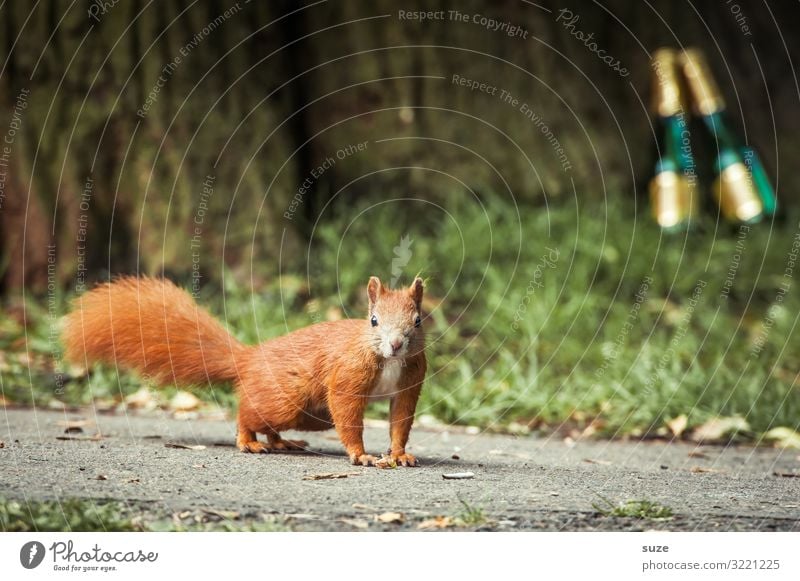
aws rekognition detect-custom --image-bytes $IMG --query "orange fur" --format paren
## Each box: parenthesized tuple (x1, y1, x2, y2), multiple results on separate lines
(62, 276, 427, 466)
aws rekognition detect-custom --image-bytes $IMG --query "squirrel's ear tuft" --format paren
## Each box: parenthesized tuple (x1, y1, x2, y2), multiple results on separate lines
(367, 276, 383, 305)
(409, 277, 424, 305)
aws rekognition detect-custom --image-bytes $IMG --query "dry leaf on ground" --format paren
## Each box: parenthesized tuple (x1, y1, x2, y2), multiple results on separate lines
(302, 472, 360, 481)
(169, 391, 201, 412)
(164, 443, 206, 450)
(690, 416, 749, 442)
(418, 516, 455, 530)
(124, 387, 158, 410)
(376, 512, 404, 524)
(56, 433, 104, 441)
(764, 427, 800, 449)
(666, 414, 688, 437)
(773, 471, 799, 478)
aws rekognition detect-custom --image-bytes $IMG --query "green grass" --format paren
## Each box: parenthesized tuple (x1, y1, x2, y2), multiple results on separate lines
(0, 498, 140, 532)
(3, 196, 800, 439)
(456, 496, 487, 526)
(0, 498, 289, 532)
(593, 497, 674, 520)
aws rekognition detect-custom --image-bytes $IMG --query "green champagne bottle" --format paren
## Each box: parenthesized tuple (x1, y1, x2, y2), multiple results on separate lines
(680, 49, 773, 222)
(648, 48, 698, 230)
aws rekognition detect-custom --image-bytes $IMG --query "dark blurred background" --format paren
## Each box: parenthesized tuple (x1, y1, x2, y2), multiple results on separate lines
(2, 1, 798, 292)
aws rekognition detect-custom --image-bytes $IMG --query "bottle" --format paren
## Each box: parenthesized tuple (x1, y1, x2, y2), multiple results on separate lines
(648, 48, 698, 230)
(680, 48, 773, 222)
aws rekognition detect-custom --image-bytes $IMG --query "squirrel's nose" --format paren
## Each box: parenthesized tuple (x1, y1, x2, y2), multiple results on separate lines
(390, 339, 403, 353)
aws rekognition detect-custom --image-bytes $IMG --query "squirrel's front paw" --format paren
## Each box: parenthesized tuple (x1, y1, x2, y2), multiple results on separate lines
(350, 453, 379, 466)
(376, 452, 418, 468)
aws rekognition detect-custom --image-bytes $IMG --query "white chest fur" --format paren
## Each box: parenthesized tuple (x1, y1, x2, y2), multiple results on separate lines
(370, 359, 404, 399)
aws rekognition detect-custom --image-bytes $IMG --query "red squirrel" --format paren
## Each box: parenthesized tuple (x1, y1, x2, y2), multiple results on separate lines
(62, 276, 427, 467)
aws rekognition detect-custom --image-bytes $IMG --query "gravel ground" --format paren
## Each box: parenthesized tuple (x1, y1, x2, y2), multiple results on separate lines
(1, 407, 798, 531)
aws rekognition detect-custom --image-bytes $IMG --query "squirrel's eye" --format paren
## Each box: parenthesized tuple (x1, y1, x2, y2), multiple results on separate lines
(414, 315, 421, 328)
(371, 315, 378, 327)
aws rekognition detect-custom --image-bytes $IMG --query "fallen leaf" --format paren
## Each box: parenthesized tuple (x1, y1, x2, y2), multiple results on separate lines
(302, 472, 360, 481)
(164, 443, 206, 450)
(124, 387, 157, 410)
(583, 458, 612, 466)
(773, 471, 799, 478)
(56, 433, 104, 442)
(691, 416, 749, 442)
(442, 472, 475, 480)
(202, 509, 239, 520)
(338, 518, 369, 529)
(94, 475, 108, 480)
(64, 426, 84, 434)
(418, 516, 454, 530)
(763, 427, 800, 450)
(169, 390, 201, 412)
(666, 414, 688, 437)
(690, 466, 721, 474)
(376, 512, 405, 524)
(192, 464, 206, 469)
(284, 513, 316, 520)
(351, 503, 373, 511)
(688, 450, 709, 459)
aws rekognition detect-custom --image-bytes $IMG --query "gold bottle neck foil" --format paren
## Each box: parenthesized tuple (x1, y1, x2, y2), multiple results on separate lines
(649, 170, 697, 229)
(651, 48, 685, 118)
(680, 48, 725, 116)
(714, 162, 763, 223)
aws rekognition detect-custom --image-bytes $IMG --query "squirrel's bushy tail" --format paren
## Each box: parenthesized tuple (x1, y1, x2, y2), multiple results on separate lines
(62, 277, 246, 386)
